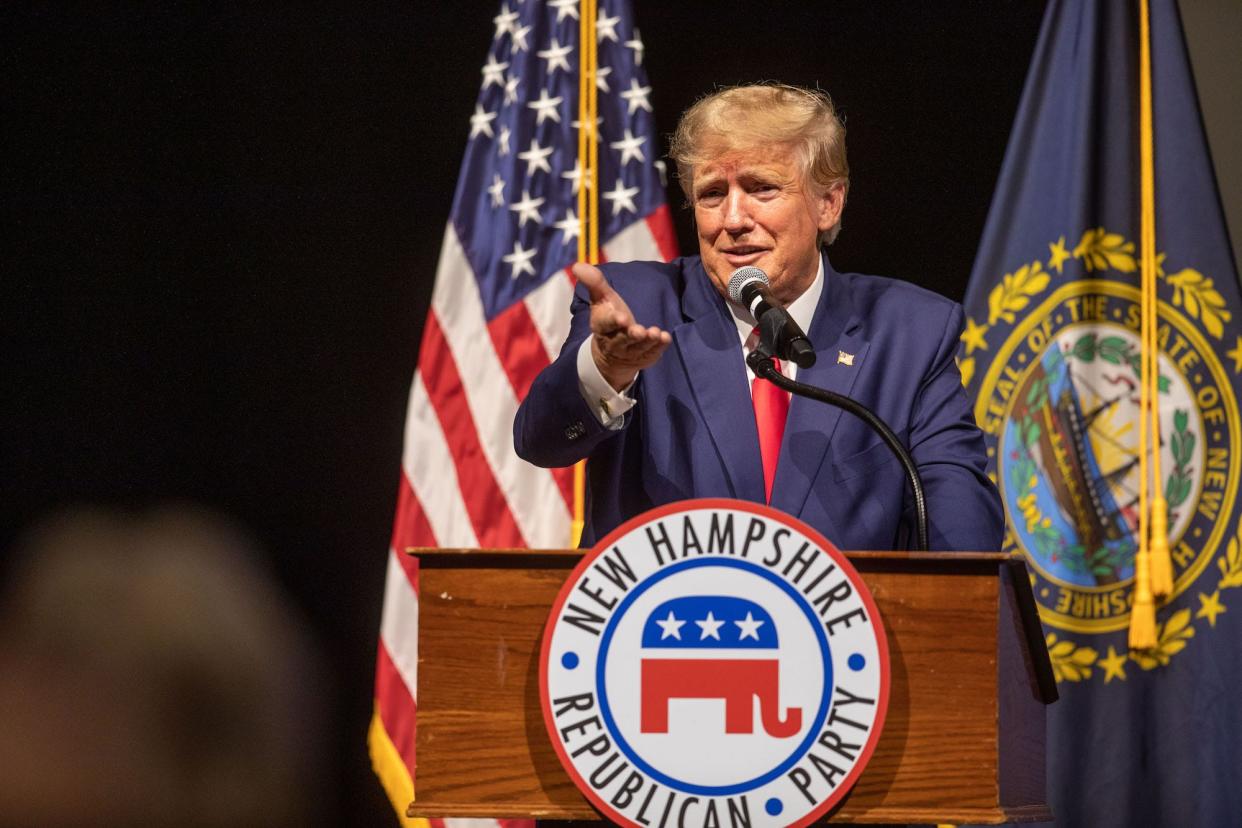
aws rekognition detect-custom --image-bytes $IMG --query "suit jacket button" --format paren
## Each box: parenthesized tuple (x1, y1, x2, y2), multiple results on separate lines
(564, 421, 586, 441)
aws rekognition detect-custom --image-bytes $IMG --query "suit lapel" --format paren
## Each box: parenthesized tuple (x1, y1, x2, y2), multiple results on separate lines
(770, 256, 870, 518)
(673, 261, 766, 503)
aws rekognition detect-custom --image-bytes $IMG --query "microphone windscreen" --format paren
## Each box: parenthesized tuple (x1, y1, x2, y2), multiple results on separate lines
(727, 266, 769, 304)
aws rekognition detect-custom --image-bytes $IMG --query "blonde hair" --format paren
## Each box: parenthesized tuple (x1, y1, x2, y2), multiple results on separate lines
(669, 83, 849, 244)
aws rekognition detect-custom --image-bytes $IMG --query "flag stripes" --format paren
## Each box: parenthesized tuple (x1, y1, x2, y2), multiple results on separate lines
(401, 376, 478, 549)
(373, 1, 675, 821)
(430, 225, 571, 547)
(374, 638, 418, 772)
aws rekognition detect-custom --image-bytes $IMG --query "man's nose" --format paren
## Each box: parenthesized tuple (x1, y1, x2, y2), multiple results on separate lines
(722, 190, 754, 234)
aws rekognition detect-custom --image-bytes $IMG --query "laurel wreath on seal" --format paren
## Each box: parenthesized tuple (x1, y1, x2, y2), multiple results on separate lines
(963, 227, 1237, 683)
(960, 227, 1231, 388)
(1045, 632, 1099, 682)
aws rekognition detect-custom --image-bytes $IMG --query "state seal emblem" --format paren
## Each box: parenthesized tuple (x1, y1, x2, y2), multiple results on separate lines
(964, 229, 1242, 682)
(540, 499, 890, 827)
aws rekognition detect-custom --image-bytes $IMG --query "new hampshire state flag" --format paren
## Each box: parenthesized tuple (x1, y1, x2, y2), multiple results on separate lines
(961, 0, 1242, 825)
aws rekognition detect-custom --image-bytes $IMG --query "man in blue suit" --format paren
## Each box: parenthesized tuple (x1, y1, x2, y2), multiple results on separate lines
(514, 84, 1002, 551)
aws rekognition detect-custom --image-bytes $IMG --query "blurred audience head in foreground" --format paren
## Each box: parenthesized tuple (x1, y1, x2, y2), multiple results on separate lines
(0, 506, 327, 827)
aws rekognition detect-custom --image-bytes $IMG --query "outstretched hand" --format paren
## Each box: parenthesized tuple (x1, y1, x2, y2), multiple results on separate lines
(574, 262, 672, 392)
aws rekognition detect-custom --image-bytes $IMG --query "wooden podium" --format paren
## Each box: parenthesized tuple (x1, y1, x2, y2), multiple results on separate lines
(406, 548, 1056, 825)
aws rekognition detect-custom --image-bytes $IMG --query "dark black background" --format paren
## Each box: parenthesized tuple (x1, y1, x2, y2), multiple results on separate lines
(5, 2, 1044, 823)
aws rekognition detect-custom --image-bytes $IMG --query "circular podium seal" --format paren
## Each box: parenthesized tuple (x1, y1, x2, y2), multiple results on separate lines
(540, 499, 890, 828)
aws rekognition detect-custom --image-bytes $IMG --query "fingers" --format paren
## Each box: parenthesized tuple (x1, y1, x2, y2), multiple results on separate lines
(625, 324, 672, 345)
(598, 324, 671, 361)
(572, 262, 611, 303)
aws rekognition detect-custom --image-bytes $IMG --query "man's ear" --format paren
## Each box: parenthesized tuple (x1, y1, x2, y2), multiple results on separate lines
(815, 182, 847, 233)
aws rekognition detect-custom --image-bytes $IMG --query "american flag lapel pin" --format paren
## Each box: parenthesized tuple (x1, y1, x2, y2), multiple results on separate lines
(837, 350, 854, 366)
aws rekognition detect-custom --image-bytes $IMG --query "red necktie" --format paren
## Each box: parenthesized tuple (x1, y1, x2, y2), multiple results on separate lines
(751, 336, 789, 504)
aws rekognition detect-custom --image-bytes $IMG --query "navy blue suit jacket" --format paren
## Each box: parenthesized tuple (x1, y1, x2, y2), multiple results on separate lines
(514, 254, 1003, 551)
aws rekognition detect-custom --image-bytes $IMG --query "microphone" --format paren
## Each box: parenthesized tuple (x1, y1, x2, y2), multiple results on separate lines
(727, 267, 816, 368)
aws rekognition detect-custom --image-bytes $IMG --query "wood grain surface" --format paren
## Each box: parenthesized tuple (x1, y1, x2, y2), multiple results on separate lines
(408, 549, 1050, 824)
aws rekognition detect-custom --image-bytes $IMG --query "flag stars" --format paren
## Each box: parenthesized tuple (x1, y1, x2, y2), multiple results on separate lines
(511, 22, 532, 52)
(497, 125, 511, 156)
(469, 104, 497, 138)
(624, 29, 645, 64)
(481, 54, 508, 89)
(519, 138, 554, 176)
(502, 240, 538, 279)
(1197, 590, 1226, 627)
(554, 208, 581, 245)
(537, 38, 573, 77)
(695, 611, 724, 640)
(961, 317, 989, 355)
(603, 179, 640, 216)
(562, 164, 591, 195)
(1048, 236, 1070, 273)
(549, 0, 578, 22)
(503, 73, 521, 105)
(655, 610, 686, 640)
(1098, 645, 1128, 683)
(571, 114, 603, 132)
(596, 10, 621, 42)
(595, 65, 612, 93)
(1226, 335, 1242, 374)
(620, 78, 653, 114)
(527, 88, 564, 124)
(734, 612, 765, 641)
(610, 128, 647, 166)
(492, 3, 518, 40)
(508, 188, 545, 227)
(487, 173, 506, 207)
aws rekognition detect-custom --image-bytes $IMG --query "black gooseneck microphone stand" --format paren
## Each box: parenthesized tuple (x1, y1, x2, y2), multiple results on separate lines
(746, 319, 930, 551)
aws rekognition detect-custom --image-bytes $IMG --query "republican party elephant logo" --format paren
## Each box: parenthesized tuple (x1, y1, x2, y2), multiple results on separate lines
(639, 595, 801, 738)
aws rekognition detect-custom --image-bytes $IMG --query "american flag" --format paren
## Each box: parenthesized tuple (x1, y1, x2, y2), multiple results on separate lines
(369, 0, 677, 823)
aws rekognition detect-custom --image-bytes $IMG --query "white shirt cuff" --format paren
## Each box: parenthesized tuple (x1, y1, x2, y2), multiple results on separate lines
(577, 338, 637, 429)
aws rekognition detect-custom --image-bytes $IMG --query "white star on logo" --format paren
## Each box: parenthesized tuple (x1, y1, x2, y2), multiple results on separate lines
(620, 78, 652, 115)
(595, 65, 612, 93)
(492, 3, 518, 40)
(468, 104, 497, 138)
(511, 23, 532, 52)
(610, 128, 646, 166)
(655, 610, 685, 640)
(480, 54, 508, 89)
(537, 38, 573, 77)
(602, 179, 639, 216)
(518, 138, 554, 176)
(497, 125, 511, 156)
(735, 612, 765, 641)
(527, 88, 563, 125)
(508, 188, 545, 227)
(696, 611, 724, 641)
(503, 73, 520, 105)
(549, 0, 578, 22)
(596, 11, 620, 43)
(487, 173, 505, 207)
(561, 164, 591, 195)
(501, 240, 537, 279)
(624, 29, 644, 65)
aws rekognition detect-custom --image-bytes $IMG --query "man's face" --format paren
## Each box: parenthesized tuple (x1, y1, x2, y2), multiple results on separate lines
(692, 145, 844, 307)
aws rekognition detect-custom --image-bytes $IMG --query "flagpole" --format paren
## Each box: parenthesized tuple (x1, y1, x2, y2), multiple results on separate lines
(1141, 0, 1173, 603)
(571, 0, 600, 548)
(1130, 0, 1163, 649)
